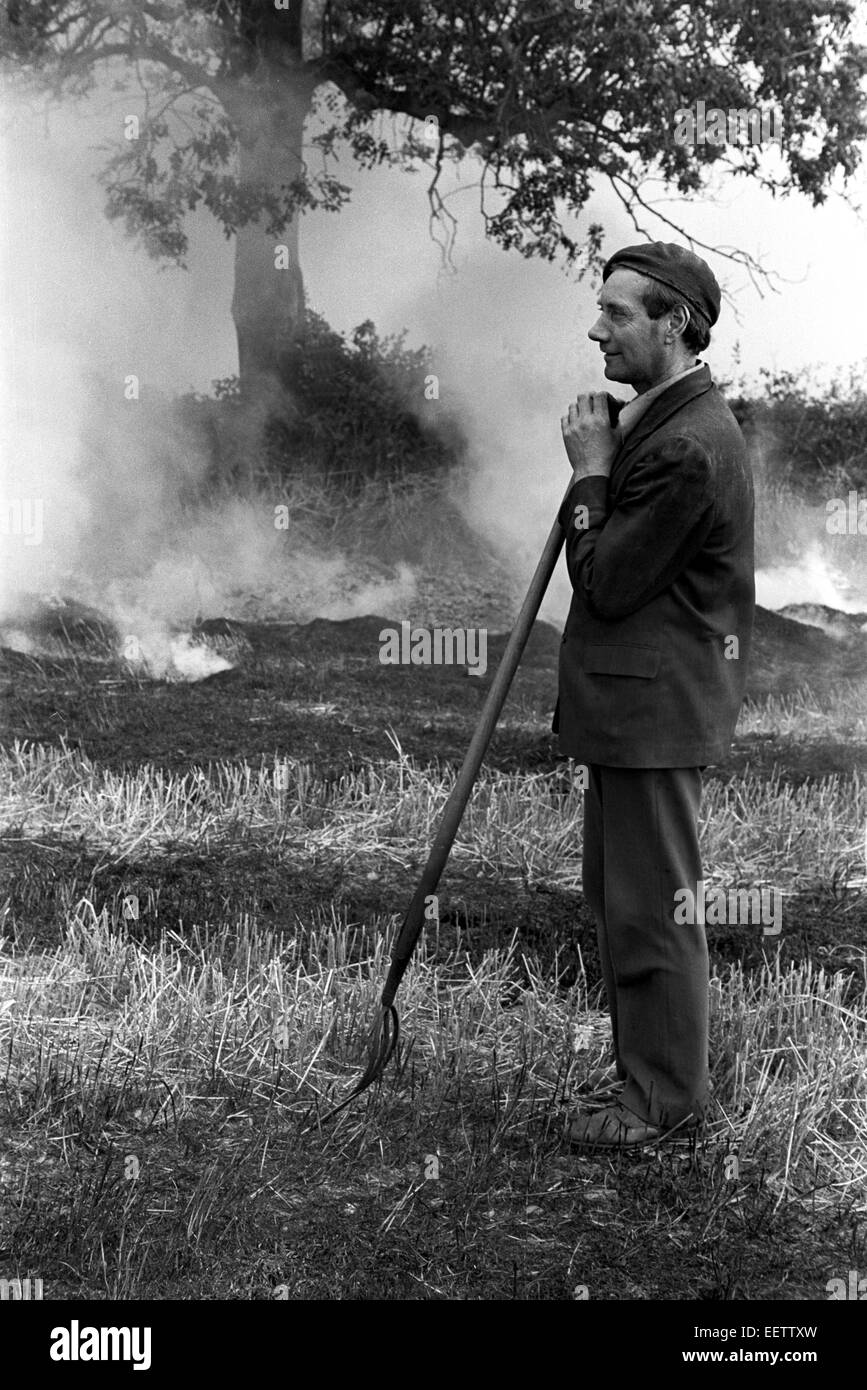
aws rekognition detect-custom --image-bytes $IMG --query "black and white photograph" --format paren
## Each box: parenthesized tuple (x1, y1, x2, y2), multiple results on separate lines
(1, 0, 867, 1348)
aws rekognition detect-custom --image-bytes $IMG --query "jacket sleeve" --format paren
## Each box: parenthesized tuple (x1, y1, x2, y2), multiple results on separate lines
(558, 435, 716, 621)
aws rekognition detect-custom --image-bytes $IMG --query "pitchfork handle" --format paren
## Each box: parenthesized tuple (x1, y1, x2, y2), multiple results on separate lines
(381, 501, 571, 1007)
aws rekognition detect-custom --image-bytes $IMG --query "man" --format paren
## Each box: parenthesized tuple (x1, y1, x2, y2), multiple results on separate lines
(554, 241, 755, 1149)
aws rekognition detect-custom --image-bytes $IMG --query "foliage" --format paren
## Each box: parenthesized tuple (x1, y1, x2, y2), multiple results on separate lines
(185, 334, 867, 496)
(728, 365, 867, 495)
(181, 308, 463, 488)
(1, 0, 865, 276)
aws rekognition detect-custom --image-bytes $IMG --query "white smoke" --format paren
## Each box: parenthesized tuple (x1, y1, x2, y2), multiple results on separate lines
(3, 79, 865, 662)
(404, 262, 597, 626)
(755, 546, 861, 612)
(0, 89, 418, 671)
(409, 268, 867, 627)
(123, 630, 233, 682)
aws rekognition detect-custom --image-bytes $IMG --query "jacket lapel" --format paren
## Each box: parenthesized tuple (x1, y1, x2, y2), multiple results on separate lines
(611, 365, 715, 487)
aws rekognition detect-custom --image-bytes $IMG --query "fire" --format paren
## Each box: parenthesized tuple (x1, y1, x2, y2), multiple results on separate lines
(755, 545, 862, 612)
(0, 595, 234, 682)
(121, 630, 233, 682)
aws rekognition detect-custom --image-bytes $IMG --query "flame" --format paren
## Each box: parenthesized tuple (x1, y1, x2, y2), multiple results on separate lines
(755, 546, 861, 612)
(120, 629, 232, 682)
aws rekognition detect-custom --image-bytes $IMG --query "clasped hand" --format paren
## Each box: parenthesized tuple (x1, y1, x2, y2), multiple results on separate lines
(561, 392, 620, 481)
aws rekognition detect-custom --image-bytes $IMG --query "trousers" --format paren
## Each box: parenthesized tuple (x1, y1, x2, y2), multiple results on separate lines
(582, 763, 709, 1128)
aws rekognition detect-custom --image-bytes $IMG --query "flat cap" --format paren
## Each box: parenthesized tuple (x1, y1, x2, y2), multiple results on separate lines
(602, 241, 721, 326)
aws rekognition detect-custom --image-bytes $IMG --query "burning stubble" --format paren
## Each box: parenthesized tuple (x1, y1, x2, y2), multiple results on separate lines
(0, 93, 421, 658)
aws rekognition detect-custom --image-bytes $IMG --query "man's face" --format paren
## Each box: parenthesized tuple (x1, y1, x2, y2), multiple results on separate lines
(587, 268, 672, 393)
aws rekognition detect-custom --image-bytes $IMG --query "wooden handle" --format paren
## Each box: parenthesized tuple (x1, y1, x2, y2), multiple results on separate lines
(381, 505, 568, 1007)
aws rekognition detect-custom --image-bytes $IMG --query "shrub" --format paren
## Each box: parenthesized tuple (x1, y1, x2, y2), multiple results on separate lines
(727, 365, 867, 497)
(178, 308, 464, 492)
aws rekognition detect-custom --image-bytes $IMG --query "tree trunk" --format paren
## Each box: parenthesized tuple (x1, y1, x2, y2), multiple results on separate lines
(231, 89, 308, 406)
(226, 0, 313, 409)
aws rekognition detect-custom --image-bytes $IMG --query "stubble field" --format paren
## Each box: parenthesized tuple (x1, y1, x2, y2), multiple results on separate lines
(1, 478, 867, 1301)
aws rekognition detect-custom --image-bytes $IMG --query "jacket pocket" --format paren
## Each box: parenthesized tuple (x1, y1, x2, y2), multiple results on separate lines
(581, 643, 661, 678)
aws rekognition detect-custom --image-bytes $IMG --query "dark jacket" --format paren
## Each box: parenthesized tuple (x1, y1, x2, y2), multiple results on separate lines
(554, 365, 755, 767)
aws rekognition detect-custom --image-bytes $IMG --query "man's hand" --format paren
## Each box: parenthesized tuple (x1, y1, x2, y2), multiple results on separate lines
(561, 393, 620, 481)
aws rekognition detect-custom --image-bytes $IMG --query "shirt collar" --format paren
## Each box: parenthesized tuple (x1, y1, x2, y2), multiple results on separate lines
(617, 361, 705, 441)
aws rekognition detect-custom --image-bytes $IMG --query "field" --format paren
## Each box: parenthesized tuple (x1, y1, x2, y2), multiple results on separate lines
(2, 476, 867, 1302)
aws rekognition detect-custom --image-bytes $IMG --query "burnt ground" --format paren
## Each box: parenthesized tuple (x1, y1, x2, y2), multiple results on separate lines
(2, 602, 867, 990)
(3, 600, 867, 772)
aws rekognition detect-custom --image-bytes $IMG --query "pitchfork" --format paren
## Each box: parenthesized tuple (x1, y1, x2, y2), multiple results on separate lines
(319, 405, 619, 1122)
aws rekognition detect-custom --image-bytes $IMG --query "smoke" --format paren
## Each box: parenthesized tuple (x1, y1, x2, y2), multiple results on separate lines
(749, 426, 867, 613)
(0, 90, 417, 676)
(407, 268, 867, 627)
(3, 79, 866, 678)
(406, 260, 598, 626)
(755, 548, 861, 612)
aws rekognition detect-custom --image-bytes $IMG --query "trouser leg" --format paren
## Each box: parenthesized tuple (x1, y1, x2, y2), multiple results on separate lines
(581, 764, 626, 1080)
(581, 764, 708, 1128)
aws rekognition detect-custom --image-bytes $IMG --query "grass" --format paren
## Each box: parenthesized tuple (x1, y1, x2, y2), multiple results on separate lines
(1, 905, 864, 1299)
(1, 710, 866, 1299)
(1, 739, 865, 898)
(2, 459, 867, 1299)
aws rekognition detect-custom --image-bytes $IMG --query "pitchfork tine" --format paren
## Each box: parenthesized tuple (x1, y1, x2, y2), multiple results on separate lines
(316, 1005, 399, 1123)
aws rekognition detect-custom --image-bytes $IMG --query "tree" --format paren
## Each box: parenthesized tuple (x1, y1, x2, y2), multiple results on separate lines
(2, 0, 865, 405)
